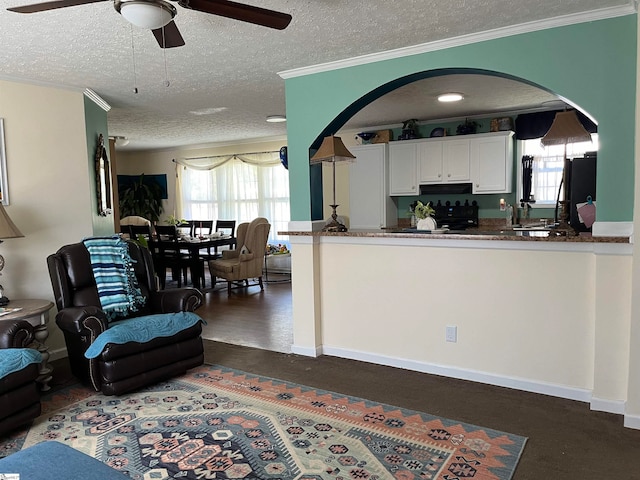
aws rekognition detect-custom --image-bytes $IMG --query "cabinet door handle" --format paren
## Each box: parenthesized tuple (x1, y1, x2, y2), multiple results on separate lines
(448, 173, 451, 177)
(438, 174, 442, 178)
(475, 183, 479, 187)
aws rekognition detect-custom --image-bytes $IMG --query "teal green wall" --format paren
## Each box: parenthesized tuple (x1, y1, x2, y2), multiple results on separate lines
(84, 96, 113, 236)
(284, 16, 637, 223)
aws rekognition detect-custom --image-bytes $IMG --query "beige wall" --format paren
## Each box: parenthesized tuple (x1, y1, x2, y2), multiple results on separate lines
(0, 80, 93, 357)
(289, 235, 633, 418)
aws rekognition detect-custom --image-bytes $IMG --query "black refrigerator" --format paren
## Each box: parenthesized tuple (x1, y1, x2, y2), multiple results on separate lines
(568, 152, 597, 232)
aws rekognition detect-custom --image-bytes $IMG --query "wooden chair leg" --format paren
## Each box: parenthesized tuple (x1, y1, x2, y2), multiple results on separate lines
(258, 276, 264, 290)
(227, 281, 232, 296)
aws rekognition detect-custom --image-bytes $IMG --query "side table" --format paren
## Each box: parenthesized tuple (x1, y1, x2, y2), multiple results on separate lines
(0, 298, 54, 391)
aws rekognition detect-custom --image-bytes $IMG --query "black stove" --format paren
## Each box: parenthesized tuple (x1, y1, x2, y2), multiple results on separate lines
(433, 203, 479, 230)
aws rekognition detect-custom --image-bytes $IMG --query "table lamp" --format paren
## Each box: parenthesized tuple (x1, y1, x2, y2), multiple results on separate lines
(310, 136, 356, 232)
(0, 203, 24, 305)
(540, 110, 592, 235)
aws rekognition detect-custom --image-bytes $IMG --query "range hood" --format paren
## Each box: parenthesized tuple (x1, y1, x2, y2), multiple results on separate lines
(419, 183, 472, 195)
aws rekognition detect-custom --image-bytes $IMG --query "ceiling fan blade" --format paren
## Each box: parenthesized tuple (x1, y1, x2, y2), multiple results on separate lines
(7, 0, 107, 13)
(178, 0, 291, 30)
(152, 21, 186, 48)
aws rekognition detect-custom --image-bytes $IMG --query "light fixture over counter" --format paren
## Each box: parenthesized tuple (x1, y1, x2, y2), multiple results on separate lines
(266, 115, 286, 123)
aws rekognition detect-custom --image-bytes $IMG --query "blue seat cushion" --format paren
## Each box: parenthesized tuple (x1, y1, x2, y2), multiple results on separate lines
(84, 312, 204, 359)
(0, 441, 125, 479)
(0, 348, 42, 379)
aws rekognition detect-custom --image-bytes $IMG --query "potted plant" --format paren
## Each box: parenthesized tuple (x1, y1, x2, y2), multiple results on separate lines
(413, 200, 437, 230)
(165, 215, 188, 226)
(118, 174, 164, 223)
(456, 119, 481, 135)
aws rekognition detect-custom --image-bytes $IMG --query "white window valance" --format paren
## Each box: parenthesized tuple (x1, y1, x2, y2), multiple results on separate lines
(175, 151, 280, 171)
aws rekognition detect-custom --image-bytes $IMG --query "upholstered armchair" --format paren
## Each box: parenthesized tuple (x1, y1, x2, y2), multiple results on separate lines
(209, 217, 271, 295)
(0, 320, 42, 436)
(47, 238, 205, 395)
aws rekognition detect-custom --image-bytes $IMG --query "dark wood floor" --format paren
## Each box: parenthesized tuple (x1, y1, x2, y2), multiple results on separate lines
(47, 275, 640, 479)
(198, 273, 292, 353)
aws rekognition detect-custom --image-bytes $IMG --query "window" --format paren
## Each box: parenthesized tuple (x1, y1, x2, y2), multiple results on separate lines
(517, 134, 598, 207)
(178, 153, 290, 246)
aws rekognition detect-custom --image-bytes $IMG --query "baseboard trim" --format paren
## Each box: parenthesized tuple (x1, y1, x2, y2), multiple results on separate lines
(590, 397, 626, 415)
(624, 413, 640, 430)
(291, 344, 321, 357)
(320, 345, 593, 403)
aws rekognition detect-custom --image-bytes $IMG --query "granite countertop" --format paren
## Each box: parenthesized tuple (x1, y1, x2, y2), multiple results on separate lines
(281, 227, 629, 243)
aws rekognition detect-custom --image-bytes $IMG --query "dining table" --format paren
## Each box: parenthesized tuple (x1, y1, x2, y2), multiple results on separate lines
(148, 234, 235, 289)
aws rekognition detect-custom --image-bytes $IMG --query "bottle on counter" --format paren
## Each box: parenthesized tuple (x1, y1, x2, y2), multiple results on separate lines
(506, 204, 514, 227)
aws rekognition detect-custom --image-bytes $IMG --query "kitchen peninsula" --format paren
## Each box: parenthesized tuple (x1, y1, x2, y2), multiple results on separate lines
(284, 222, 632, 422)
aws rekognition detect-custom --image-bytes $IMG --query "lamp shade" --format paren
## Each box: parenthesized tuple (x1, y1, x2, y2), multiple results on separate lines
(310, 136, 356, 164)
(0, 204, 23, 239)
(118, 0, 175, 29)
(541, 110, 592, 146)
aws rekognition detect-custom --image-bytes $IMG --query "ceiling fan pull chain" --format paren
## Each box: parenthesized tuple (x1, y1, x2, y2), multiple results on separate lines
(130, 25, 139, 94)
(162, 27, 170, 87)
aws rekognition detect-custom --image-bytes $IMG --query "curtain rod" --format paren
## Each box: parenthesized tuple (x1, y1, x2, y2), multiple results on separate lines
(173, 150, 280, 162)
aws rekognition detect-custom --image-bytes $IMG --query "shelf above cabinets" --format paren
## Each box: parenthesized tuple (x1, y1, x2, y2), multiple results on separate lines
(388, 131, 514, 196)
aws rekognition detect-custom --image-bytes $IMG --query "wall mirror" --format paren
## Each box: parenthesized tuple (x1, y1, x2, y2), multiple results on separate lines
(95, 133, 112, 216)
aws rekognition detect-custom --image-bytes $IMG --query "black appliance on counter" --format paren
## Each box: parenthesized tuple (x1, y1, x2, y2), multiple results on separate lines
(433, 203, 479, 230)
(567, 152, 597, 232)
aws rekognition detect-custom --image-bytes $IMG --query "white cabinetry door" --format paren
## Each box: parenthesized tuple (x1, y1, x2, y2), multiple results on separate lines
(471, 132, 514, 194)
(418, 141, 443, 183)
(349, 144, 397, 229)
(389, 142, 418, 195)
(443, 139, 471, 182)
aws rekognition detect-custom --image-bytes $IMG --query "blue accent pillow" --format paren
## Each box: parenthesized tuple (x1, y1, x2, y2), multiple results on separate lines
(0, 348, 42, 378)
(84, 312, 204, 359)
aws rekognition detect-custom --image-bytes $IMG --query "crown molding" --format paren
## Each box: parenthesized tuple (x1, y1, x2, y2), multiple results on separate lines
(279, 4, 636, 79)
(83, 88, 111, 112)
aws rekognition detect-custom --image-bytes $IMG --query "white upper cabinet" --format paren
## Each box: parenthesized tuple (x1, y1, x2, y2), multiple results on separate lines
(417, 141, 443, 183)
(388, 131, 513, 196)
(442, 139, 471, 182)
(388, 141, 419, 195)
(418, 138, 470, 184)
(470, 131, 514, 194)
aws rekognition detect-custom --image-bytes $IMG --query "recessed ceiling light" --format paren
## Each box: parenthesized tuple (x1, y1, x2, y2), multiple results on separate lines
(437, 93, 464, 103)
(189, 107, 228, 116)
(266, 115, 287, 123)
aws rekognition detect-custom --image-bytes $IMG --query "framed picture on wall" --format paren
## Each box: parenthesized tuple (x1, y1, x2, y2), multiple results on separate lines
(0, 119, 9, 205)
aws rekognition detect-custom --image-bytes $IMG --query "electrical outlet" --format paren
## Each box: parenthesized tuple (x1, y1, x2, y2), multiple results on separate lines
(446, 325, 457, 343)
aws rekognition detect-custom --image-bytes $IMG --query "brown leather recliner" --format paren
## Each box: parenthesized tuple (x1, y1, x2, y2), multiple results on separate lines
(47, 239, 205, 396)
(0, 320, 41, 436)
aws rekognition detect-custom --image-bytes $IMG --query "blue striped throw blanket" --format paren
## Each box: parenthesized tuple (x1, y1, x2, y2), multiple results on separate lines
(83, 236, 146, 320)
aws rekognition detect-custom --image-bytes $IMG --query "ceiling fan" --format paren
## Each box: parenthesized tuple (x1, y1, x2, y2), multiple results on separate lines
(7, 0, 292, 48)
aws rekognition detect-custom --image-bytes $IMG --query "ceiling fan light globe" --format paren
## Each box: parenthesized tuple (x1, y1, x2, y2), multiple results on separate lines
(119, 0, 175, 29)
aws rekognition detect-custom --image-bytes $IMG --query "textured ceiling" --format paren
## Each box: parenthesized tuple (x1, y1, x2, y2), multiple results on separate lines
(0, 0, 633, 151)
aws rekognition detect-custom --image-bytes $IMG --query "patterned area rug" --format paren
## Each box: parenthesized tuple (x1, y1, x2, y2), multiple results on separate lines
(0, 365, 526, 479)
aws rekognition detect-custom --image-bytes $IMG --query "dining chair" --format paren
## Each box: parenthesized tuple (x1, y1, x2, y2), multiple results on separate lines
(152, 225, 190, 288)
(129, 224, 153, 240)
(214, 219, 237, 254)
(192, 220, 214, 238)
